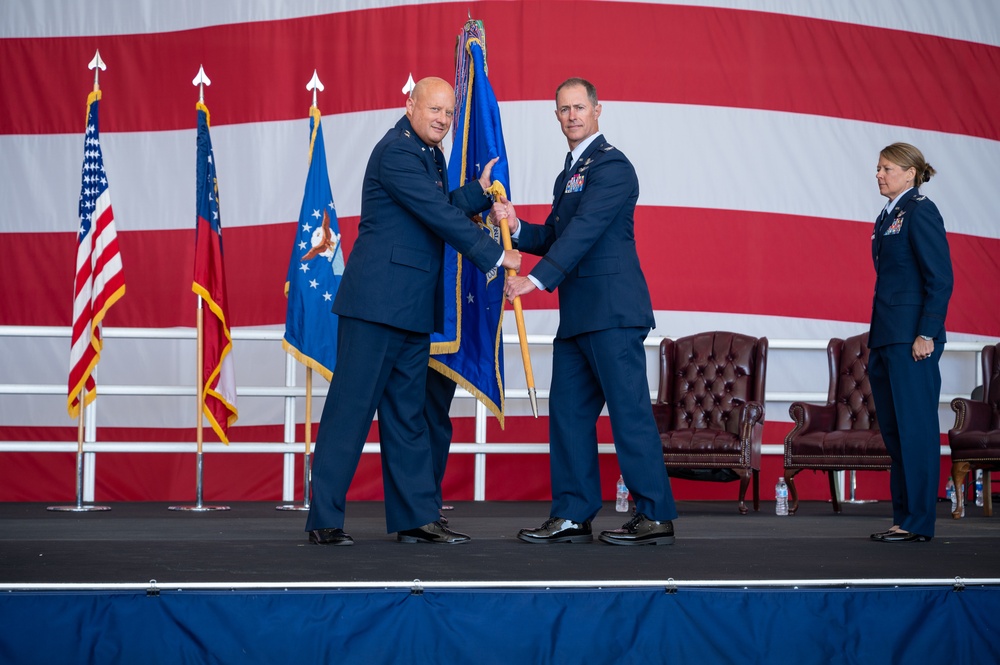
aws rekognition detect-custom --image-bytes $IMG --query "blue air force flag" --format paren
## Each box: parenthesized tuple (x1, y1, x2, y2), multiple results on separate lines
(429, 19, 509, 426)
(283, 107, 343, 380)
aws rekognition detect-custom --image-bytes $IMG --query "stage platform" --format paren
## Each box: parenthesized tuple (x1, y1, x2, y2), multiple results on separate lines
(1, 499, 999, 585)
(2, 500, 998, 664)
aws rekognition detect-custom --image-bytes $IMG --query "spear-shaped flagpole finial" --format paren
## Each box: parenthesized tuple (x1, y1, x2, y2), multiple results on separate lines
(192, 65, 212, 103)
(307, 70, 324, 108)
(402, 72, 415, 98)
(88, 50, 107, 92)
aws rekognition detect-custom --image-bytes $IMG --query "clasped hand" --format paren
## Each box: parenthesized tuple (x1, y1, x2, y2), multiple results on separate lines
(488, 199, 533, 302)
(912, 336, 934, 362)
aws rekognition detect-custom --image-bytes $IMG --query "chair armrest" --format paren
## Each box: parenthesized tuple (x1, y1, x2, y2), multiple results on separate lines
(950, 398, 993, 433)
(738, 400, 765, 431)
(787, 402, 836, 435)
(738, 400, 765, 468)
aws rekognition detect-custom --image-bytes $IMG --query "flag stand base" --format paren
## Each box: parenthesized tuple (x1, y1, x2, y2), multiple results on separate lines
(48, 450, 111, 511)
(275, 453, 311, 511)
(169, 452, 229, 511)
(839, 470, 878, 505)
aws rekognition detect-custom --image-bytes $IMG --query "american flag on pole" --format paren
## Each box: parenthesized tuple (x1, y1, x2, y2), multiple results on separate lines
(193, 100, 238, 443)
(4, 2, 998, 501)
(67, 89, 125, 419)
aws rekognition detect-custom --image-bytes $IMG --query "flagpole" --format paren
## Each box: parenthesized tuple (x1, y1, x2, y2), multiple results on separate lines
(48, 389, 110, 512)
(489, 188, 539, 417)
(50, 49, 113, 513)
(304, 368, 313, 506)
(171, 68, 229, 512)
(277, 70, 328, 512)
(276, 366, 312, 511)
(170, 297, 229, 511)
(499, 212, 538, 418)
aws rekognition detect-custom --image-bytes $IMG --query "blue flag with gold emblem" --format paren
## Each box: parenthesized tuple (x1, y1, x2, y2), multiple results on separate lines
(429, 19, 508, 426)
(283, 107, 344, 381)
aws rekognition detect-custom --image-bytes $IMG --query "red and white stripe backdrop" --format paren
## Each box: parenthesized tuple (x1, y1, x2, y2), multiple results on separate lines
(2, 1, 998, 502)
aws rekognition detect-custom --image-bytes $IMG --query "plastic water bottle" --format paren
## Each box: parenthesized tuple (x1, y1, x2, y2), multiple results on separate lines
(615, 475, 629, 512)
(975, 470, 984, 507)
(775, 477, 789, 516)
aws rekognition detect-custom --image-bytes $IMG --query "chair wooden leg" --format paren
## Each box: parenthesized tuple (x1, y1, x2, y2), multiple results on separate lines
(752, 469, 760, 512)
(737, 472, 750, 515)
(785, 469, 801, 514)
(828, 471, 841, 514)
(952, 461, 971, 519)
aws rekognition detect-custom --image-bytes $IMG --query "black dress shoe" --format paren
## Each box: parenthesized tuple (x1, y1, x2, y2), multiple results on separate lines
(877, 531, 932, 543)
(599, 513, 675, 546)
(309, 528, 354, 546)
(870, 527, 901, 541)
(517, 517, 592, 544)
(397, 521, 470, 544)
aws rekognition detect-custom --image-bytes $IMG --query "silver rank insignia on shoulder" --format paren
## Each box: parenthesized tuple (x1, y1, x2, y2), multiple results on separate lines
(601, 144, 614, 152)
(914, 195, 926, 201)
(403, 130, 411, 137)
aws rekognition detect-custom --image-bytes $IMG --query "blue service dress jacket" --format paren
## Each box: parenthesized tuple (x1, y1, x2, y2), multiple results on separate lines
(869, 187, 953, 348)
(514, 134, 655, 339)
(333, 115, 502, 333)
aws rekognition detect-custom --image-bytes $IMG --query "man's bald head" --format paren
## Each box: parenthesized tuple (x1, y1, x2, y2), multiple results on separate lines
(406, 77, 456, 146)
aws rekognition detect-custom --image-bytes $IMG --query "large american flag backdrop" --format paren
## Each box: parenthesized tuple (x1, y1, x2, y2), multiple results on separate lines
(1, 1, 997, 502)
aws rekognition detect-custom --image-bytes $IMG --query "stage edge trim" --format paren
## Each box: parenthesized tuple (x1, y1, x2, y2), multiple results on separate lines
(1, 577, 998, 593)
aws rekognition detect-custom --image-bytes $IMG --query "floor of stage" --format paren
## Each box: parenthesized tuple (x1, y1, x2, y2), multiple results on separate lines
(2, 499, 999, 587)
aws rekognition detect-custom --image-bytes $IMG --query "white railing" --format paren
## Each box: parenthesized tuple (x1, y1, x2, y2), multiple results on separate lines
(0, 326, 989, 501)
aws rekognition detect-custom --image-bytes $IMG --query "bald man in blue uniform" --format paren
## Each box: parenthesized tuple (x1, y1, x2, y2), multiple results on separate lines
(305, 77, 520, 545)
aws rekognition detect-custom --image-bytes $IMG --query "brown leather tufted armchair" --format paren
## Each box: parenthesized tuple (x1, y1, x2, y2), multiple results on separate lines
(783, 332, 890, 513)
(653, 331, 768, 514)
(948, 342, 1000, 519)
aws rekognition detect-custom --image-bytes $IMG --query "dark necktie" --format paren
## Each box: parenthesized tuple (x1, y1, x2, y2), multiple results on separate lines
(874, 208, 889, 271)
(564, 152, 573, 176)
(432, 147, 444, 183)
